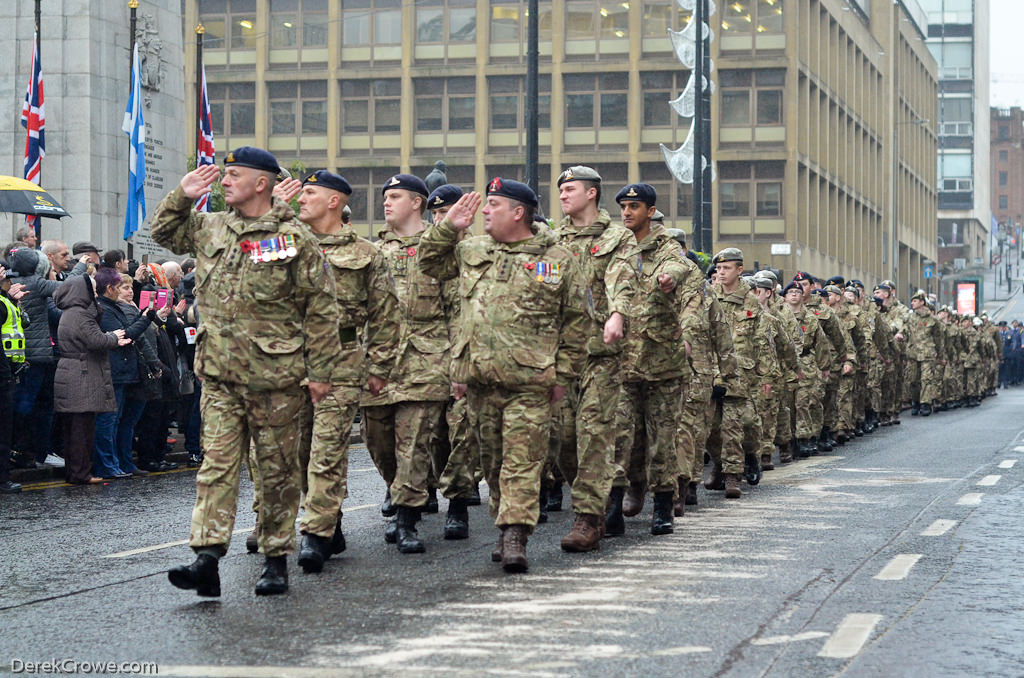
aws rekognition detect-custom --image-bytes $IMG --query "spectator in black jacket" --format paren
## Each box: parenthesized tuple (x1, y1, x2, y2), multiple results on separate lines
(0, 260, 30, 493)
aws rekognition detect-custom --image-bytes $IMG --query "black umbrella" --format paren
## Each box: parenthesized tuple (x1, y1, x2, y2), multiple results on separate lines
(0, 175, 70, 218)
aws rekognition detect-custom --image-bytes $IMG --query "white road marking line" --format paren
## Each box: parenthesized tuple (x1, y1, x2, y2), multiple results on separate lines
(1014, 446, 1024, 452)
(818, 614, 883, 658)
(920, 519, 957, 536)
(957, 493, 984, 506)
(977, 475, 1002, 486)
(873, 554, 922, 581)
(751, 631, 831, 646)
(651, 646, 713, 656)
(103, 504, 379, 558)
(998, 459, 1017, 469)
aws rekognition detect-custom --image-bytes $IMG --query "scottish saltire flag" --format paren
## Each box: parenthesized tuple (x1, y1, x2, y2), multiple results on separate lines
(20, 31, 45, 231)
(194, 65, 215, 212)
(122, 43, 146, 240)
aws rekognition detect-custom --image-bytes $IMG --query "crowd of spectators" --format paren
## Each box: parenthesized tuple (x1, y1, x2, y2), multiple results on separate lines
(0, 226, 202, 493)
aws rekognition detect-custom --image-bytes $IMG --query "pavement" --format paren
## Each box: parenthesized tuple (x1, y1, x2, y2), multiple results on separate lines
(3, 391, 1024, 677)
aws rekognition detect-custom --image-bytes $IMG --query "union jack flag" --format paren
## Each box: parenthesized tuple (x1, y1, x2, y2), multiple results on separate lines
(21, 31, 45, 231)
(194, 65, 215, 212)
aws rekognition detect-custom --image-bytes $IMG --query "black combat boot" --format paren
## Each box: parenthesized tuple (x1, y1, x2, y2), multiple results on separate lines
(538, 485, 549, 524)
(705, 463, 725, 490)
(255, 555, 288, 595)
(423, 487, 440, 514)
(381, 489, 396, 517)
(330, 517, 346, 554)
(818, 429, 834, 452)
(395, 506, 425, 554)
(795, 439, 810, 459)
(911, 401, 920, 416)
(467, 482, 482, 506)
(685, 481, 699, 506)
(384, 516, 398, 544)
(853, 423, 864, 437)
(807, 437, 820, 455)
(297, 533, 331, 573)
(650, 492, 675, 535)
(168, 553, 220, 597)
(743, 453, 761, 485)
(444, 497, 470, 540)
(605, 485, 626, 536)
(920, 402, 932, 416)
(245, 520, 260, 553)
(545, 482, 564, 512)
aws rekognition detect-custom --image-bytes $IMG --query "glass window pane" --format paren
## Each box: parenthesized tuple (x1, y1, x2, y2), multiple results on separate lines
(721, 91, 751, 126)
(720, 182, 750, 217)
(643, 2, 671, 38)
(343, 100, 369, 133)
(449, 8, 476, 41)
(210, 102, 225, 136)
(231, 102, 255, 135)
(449, 97, 476, 131)
(566, 3, 595, 39)
(343, 13, 370, 44)
(756, 182, 781, 216)
(231, 17, 258, 48)
(417, 9, 444, 42)
(491, 5, 520, 41)
(756, 90, 782, 125)
(302, 100, 327, 134)
(491, 94, 519, 129)
(719, 70, 752, 87)
(271, 16, 298, 47)
(643, 92, 671, 126)
(375, 10, 402, 44)
(758, 0, 783, 32)
(271, 101, 295, 134)
(721, 0, 748, 32)
(375, 98, 401, 132)
(417, 97, 443, 131)
(303, 17, 328, 46)
(229, 82, 255, 99)
(564, 73, 593, 92)
(566, 94, 593, 127)
(601, 93, 628, 127)
(601, 5, 629, 39)
(538, 94, 551, 128)
(757, 69, 785, 86)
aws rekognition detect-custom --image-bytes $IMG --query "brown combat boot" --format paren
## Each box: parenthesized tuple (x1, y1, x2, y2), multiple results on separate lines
(501, 525, 529, 573)
(622, 481, 646, 517)
(491, 530, 504, 562)
(560, 513, 602, 552)
(778, 443, 793, 464)
(761, 453, 774, 471)
(705, 463, 725, 491)
(673, 477, 686, 517)
(724, 474, 742, 499)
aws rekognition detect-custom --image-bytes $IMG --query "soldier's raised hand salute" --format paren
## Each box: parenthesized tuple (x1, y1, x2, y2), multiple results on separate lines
(179, 164, 220, 199)
(445, 191, 482, 230)
(273, 178, 303, 204)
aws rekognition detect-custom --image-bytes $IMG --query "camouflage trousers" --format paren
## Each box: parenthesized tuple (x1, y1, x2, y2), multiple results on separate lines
(944, 363, 963, 402)
(613, 377, 685, 493)
(774, 385, 794, 447)
(363, 400, 445, 508)
(793, 377, 822, 439)
(822, 371, 840, 430)
(757, 387, 780, 459)
(835, 373, 857, 432)
(468, 385, 551, 529)
(883, 358, 901, 414)
(677, 373, 712, 483)
(964, 367, 980, 398)
(917, 359, 942, 405)
(707, 394, 759, 475)
(868, 359, 885, 413)
(552, 355, 624, 516)
(855, 370, 868, 420)
(904, 359, 920, 405)
(430, 396, 479, 500)
(190, 380, 305, 557)
(297, 385, 361, 538)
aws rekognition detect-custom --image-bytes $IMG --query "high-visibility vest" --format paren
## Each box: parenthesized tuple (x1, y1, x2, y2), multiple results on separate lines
(0, 295, 26, 364)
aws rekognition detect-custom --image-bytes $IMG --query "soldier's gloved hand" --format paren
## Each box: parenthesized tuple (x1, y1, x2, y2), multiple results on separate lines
(711, 385, 727, 400)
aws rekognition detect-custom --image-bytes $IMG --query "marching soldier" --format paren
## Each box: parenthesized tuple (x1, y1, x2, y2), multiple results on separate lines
(156, 147, 342, 596)
(906, 290, 945, 416)
(781, 281, 829, 456)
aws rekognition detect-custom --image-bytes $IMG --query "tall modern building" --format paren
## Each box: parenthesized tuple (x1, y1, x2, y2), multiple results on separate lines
(920, 0, 992, 292)
(182, 0, 938, 289)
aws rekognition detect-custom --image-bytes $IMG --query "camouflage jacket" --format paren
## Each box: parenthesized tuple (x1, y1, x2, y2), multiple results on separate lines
(316, 227, 400, 387)
(361, 224, 453, 406)
(622, 224, 699, 382)
(713, 279, 766, 392)
(766, 306, 799, 386)
(962, 327, 981, 368)
(907, 307, 944, 361)
(683, 284, 738, 388)
(418, 219, 589, 391)
(786, 305, 831, 377)
(807, 294, 852, 367)
(554, 209, 639, 357)
(149, 187, 340, 391)
(836, 303, 865, 369)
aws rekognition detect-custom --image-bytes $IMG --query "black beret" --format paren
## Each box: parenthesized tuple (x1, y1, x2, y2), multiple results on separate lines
(486, 177, 538, 208)
(782, 282, 801, 296)
(875, 283, 892, 292)
(850, 279, 865, 289)
(615, 183, 657, 207)
(224, 146, 281, 175)
(706, 264, 717, 279)
(304, 169, 352, 195)
(427, 184, 464, 210)
(812, 289, 829, 298)
(792, 271, 813, 282)
(382, 173, 429, 197)
(826, 275, 845, 287)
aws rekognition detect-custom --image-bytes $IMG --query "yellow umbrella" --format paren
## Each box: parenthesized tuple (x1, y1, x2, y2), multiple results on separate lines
(0, 175, 70, 218)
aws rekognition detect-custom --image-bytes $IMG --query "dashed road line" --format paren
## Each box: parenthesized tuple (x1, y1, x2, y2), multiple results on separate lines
(998, 459, 1017, 469)
(977, 474, 1002, 486)
(818, 614, 883, 658)
(751, 631, 830, 646)
(957, 492, 984, 506)
(920, 519, 957, 536)
(1013, 445, 1024, 452)
(873, 554, 922, 581)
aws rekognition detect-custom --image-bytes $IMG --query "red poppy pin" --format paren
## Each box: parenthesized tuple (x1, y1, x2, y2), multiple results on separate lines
(801, 325, 806, 332)
(407, 247, 416, 256)
(747, 310, 753, 317)
(591, 246, 599, 254)
(813, 310, 820, 315)
(525, 262, 535, 270)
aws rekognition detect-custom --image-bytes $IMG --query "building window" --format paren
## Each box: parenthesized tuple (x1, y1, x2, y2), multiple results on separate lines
(564, 0, 629, 40)
(488, 75, 551, 130)
(641, 71, 689, 130)
(1000, 195, 1009, 210)
(208, 82, 255, 137)
(718, 161, 785, 231)
(721, 0, 784, 35)
(938, 152, 973, 191)
(343, 0, 402, 46)
(928, 41, 972, 80)
(200, 0, 258, 52)
(564, 73, 628, 128)
(341, 79, 401, 134)
(642, 0, 693, 38)
(415, 77, 476, 133)
(490, 1, 553, 44)
(719, 69, 785, 127)
(268, 81, 328, 136)
(1000, 150, 1008, 162)
(1000, 171, 1008, 187)
(270, 0, 328, 49)
(416, 0, 476, 43)
(999, 124, 1010, 140)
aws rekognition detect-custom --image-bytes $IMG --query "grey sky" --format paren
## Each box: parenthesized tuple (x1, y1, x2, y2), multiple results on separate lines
(991, 0, 1024, 107)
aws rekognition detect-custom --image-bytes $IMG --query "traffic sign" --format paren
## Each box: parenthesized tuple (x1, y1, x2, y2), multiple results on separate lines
(923, 264, 933, 279)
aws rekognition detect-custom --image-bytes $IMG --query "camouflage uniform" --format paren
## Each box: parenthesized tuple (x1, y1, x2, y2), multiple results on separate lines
(418, 219, 588, 528)
(614, 224, 700, 493)
(906, 304, 945, 406)
(300, 227, 399, 538)
(785, 305, 830, 440)
(807, 295, 849, 436)
(150, 186, 341, 557)
(771, 298, 800, 452)
(759, 304, 798, 464)
(361, 226, 451, 509)
(551, 209, 639, 517)
(865, 303, 893, 417)
(834, 302, 863, 434)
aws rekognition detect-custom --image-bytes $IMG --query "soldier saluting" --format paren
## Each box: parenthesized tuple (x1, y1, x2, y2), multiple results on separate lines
(153, 147, 342, 597)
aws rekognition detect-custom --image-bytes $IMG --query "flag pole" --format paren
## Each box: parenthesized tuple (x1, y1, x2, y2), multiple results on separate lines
(34, 0, 42, 243)
(126, 0, 138, 257)
(196, 24, 204, 159)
